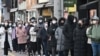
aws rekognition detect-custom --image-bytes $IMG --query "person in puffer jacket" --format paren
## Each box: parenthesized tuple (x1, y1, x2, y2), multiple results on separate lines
(55, 17, 65, 56)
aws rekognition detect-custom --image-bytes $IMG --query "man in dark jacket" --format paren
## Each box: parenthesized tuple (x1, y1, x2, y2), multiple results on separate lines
(63, 15, 76, 56)
(36, 16, 44, 55)
(48, 17, 58, 56)
(40, 21, 49, 56)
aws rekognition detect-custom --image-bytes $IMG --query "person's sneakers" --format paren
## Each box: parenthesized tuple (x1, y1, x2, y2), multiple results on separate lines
(38, 55, 41, 56)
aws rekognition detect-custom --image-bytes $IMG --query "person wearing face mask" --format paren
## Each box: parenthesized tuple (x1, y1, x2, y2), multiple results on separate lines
(11, 23, 18, 52)
(55, 18, 65, 56)
(39, 21, 49, 56)
(24, 22, 30, 40)
(35, 17, 44, 55)
(73, 19, 88, 56)
(16, 22, 27, 54)
(87, 16, 100, 56)
(0, 21, 13, 56)
(28, 21, 37, 56)
(47, 17, 58, 56)
(63, 15, 76, 56)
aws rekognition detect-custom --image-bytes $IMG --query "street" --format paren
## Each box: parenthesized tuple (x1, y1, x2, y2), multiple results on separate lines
(0, 49, 27, 56)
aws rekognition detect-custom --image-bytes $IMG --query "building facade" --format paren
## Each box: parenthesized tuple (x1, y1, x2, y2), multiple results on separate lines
(1, 0, 11, 21)
(10, 0, 18, 22)
(26, 0, 37, 22)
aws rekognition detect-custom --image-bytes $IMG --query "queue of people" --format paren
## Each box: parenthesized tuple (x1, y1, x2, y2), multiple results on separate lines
(0, 12, 100, 56)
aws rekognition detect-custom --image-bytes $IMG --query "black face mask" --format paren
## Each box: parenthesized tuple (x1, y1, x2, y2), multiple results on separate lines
(59, 23, 64, 26)
(77, 23, 84, 28)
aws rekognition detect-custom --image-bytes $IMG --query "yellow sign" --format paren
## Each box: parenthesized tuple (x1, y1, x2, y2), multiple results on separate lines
(68, 4, 76, 12)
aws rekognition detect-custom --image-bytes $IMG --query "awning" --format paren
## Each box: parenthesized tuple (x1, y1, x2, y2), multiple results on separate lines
(32, 4, 44, 9)
(45, 3, 54, 7)
(79, 0, 98, 10)
(10, 8, 18, 12)
(32, 3, 54, 9)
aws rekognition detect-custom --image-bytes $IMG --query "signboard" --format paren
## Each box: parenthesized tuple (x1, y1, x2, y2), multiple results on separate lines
(68, 4, 76, 12)
(64, 0, 76, 7)
(38, 0, 49, 3)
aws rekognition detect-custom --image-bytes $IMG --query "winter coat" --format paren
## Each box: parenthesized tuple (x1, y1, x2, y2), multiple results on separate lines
(35, 23, 44, 38)
(47, 24, 58, 51)
(12, 27, 16, 40)
(16, 27, 27, 44)
(29, 26, 37, 42)
(73, 26, 87, 56)
(63, 21, 76, 49)
(87, 24, 100, 43)
(0, 26, 13, 50)
(55, 26, 65, 51)
(40, 27, 49, 42)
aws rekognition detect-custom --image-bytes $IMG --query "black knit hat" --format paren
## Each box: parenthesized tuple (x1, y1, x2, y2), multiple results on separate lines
(30, 17, 36, 22)
(58, 17, 65, 26)
(52, 17, 57, 21)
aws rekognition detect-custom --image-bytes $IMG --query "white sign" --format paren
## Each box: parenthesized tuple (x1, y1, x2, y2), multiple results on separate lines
(38, 0, 49, 3)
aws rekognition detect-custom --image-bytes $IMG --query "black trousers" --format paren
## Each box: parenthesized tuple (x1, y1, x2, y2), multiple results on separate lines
(4, 41, 9, 55)
(64, 49, 74, 56)
(30, 42, 37, 54)
(87, 44, 93, 56)
(37, 38, 42, 54)
(18, 44, 26, 52)
(12, 38, 18, 52)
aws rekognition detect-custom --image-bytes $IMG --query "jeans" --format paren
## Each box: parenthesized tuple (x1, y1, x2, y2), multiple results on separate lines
(58, 51, 64, 56)
(92, 42, 100, 56)
(42, 41, 48, 56)
(37, 38, 42, 55)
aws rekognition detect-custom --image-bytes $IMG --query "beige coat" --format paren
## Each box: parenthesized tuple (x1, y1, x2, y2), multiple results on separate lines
(16, 27, 27, 44)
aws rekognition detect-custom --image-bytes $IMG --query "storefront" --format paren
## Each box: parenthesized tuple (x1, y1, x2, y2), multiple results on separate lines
(10, 8, 18, 22)
(33, 0, 53, 21)
(79, 0, 98, 19)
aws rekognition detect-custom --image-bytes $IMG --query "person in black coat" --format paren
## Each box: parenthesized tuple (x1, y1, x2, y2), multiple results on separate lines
(47, 17, 58, 56)
(35, 16, 44, 55)
(63, 15, 76, 56)
(40, 21, 49, 56)
(73, 19, 88, 56)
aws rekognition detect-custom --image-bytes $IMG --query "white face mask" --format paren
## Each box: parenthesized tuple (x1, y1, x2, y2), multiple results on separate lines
(25, 23, 28, 26)
(9, 23, 12, 26)
(39, 20, 42, 22)
(13, 24, 16, 27)
(18, 24, 22, 27)
(73, 19, 76, 23)
(33, 23, 36, 26)
(1, 23, 4, 25)
(31, 20, 34, 22)
(92, 20, 97, 24)
(52, 20, 57, 24)
(5, 23, 8, 26)
(44, 23, 48, 27)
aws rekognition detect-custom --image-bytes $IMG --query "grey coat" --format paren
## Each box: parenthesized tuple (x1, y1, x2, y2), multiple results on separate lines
(55, 26, 65, 51)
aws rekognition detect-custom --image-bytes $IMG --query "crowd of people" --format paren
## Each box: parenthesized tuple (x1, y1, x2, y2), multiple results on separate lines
(0, 12, 100, 56)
